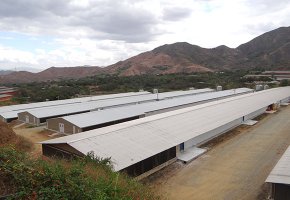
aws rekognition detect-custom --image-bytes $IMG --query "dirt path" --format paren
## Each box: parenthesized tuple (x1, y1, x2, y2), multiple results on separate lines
(154, 106, 290, 200)
(13, 124, 57, 156)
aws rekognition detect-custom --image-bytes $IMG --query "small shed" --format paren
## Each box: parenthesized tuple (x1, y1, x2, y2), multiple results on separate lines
(46, 109, 143, 134)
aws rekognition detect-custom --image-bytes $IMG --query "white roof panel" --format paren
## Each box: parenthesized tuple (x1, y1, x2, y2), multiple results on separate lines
(17, 88, 213, 119)
(42, 87, 290, 171)
(60, 88, 252, 128)
(20, 95, 156, 119)
(266, 146, 290, 184)
(0, 91, 150, 114)
(156, 88, 214, 99)
(1, 89, 214, 120)
(0, 92, 150, 120)
(61, 108, 144, 128)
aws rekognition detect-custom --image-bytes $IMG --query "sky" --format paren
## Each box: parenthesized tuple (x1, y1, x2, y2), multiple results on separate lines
(0, 0, 290, 72)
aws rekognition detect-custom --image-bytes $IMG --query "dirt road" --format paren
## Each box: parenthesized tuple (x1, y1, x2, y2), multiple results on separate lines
(13, 124, 57, 156)
(154, 106, 290, 200)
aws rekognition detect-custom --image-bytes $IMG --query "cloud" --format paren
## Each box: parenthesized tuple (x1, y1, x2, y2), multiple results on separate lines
(244, 0, 290, 14)
(0, 0, 289, 70)
(0, 0, 161, 43)
(0, 45, 37, 65)
(71, 2, 160, 42)
(162, 7, 192, 21)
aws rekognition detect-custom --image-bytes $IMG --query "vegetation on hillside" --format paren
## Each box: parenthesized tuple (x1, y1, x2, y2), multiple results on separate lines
(4, 69, 287, 104)
(0, 147, 160, 200)
(7, 70, 256, 103)
(0, 122, 161, 200)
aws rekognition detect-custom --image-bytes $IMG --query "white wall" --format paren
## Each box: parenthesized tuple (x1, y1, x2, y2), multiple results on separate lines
(145, 92, 253, 117)
(281, 97, 290, 103)
(243, 107, 267, 121)
(179, 106, 268, 153)
(183, 117, 243, 150)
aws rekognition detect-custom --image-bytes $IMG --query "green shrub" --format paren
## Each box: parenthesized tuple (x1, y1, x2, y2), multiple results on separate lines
(0, 146, 161, 200)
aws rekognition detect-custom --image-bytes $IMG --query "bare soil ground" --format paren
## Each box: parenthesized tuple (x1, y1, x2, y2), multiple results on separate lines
(0, 121, 17, 145)
(12, 124, 59, 156)
(150, 106, 290, 200)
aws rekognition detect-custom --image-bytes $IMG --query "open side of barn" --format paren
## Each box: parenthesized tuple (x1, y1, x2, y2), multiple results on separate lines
(42, 143, 84, 159)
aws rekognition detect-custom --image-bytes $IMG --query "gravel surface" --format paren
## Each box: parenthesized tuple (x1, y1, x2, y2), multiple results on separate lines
(153, 106, 290, 200)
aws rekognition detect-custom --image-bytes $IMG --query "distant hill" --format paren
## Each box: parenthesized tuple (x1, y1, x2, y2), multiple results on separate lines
(0, 66, 104, 83)
(106, 42, 243, 75)
(105, 43, 214, 76)
(0, 70, 13, 76)
(106, 26, 290, 75)
(1, 26, 290, 83)
(236, 26, 290, 68)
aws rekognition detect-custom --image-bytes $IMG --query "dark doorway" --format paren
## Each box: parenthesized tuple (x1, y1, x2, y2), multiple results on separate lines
(180, 143, 185, 152)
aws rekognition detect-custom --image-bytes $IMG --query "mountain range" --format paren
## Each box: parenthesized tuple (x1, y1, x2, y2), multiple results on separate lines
(1, 26, 290, 83)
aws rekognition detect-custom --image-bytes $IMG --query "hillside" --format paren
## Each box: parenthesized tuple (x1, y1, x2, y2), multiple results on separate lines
(1, 26, 290, 83)
(106, 26, 290, 75)
(0, 121, 160, 199)
(0, 66, 104, 84)
(105, 43, 214, 76)
(107, 27, 290, 76)
(236, 26, 290, 68)
(0, 70, 13, 75)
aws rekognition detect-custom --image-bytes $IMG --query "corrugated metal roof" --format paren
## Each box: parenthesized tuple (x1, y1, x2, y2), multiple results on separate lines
(156, 88, 214, 99)
(266, 146, 290, 184)
(16, 88, 213, 119)
(63, 109, 143, 128)
(1, 111, 18, 119)
(60, 88, 253, 128)
(0, 94, 12, 98)
(0, 91, 150, 114)
(18, 95, 155, 119)
(0, 92, 150, 120)
(0, 89, 16, 93)
(42, 87, 290, 171)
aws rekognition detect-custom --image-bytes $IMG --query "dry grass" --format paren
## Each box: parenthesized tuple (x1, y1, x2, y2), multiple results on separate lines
(15, 135, 34, 152)
(0, 121, 33, 152)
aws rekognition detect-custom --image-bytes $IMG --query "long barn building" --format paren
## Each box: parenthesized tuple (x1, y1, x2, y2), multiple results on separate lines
(0, 91, 151, 122)
(15, 88, 213, 126)
(46, 88, 253, 134)
(41, 87, 290, 179)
